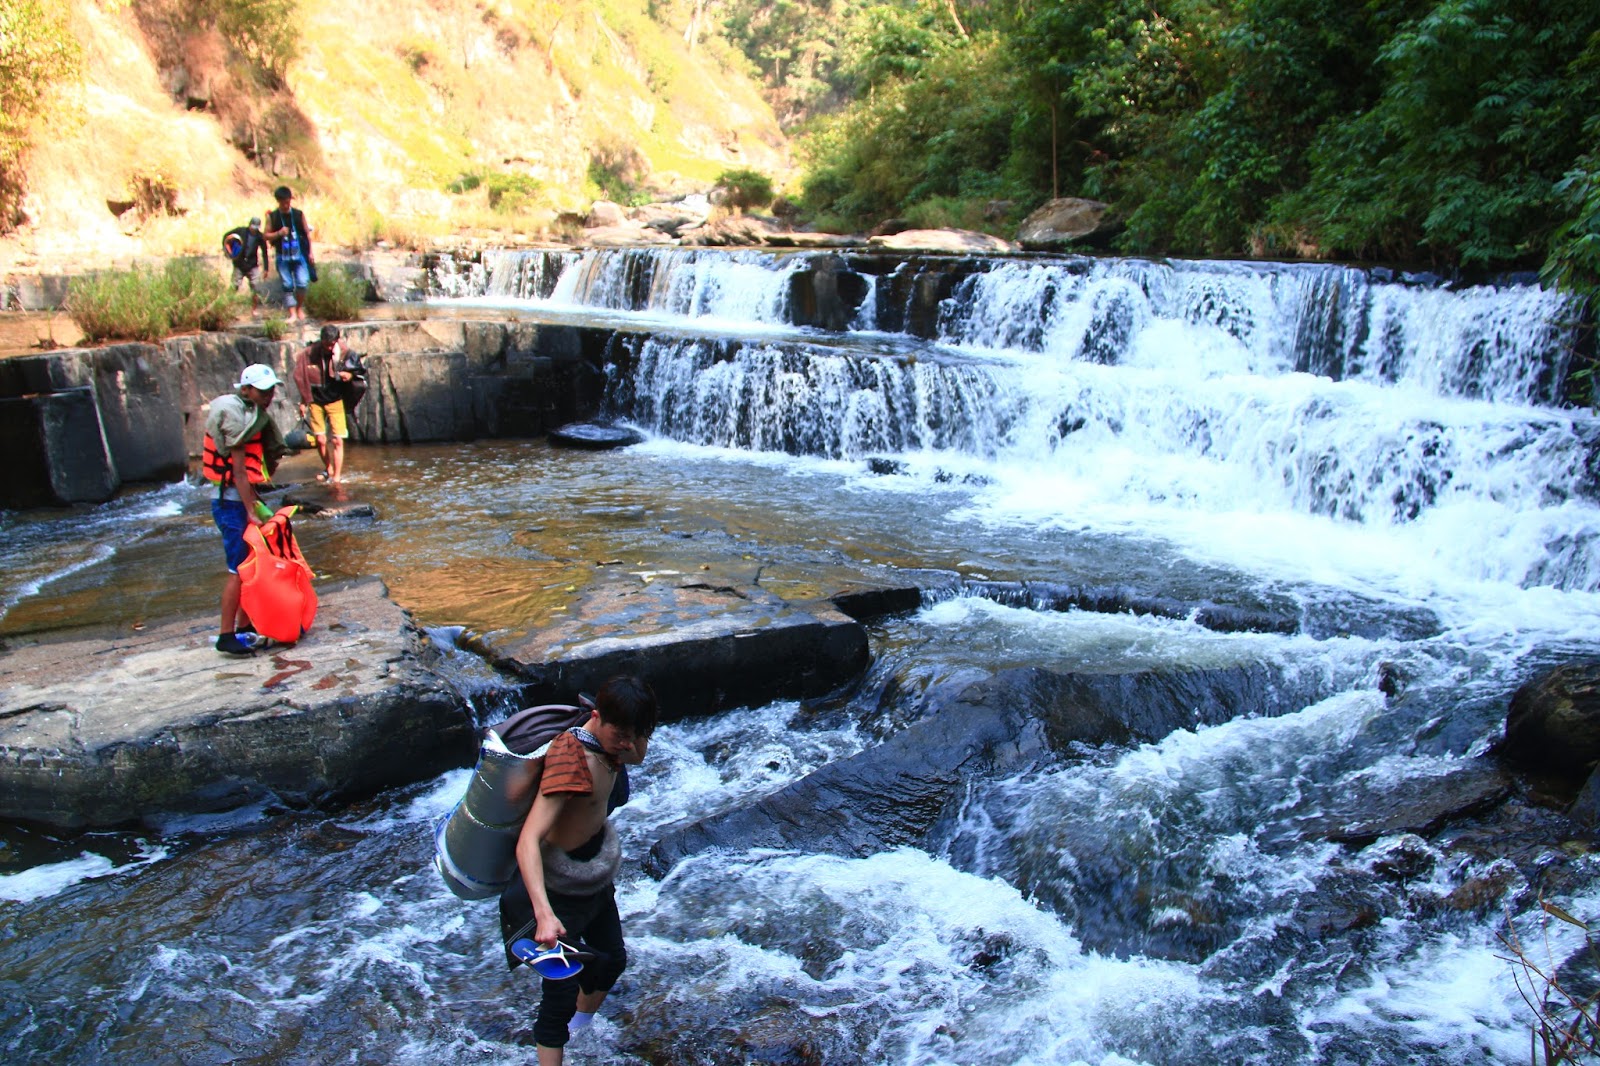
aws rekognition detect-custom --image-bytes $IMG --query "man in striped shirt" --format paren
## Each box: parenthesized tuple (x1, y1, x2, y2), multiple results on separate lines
(501, 676, 658, 1064)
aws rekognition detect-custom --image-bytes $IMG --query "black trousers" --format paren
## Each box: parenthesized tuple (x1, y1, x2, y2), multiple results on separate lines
(499, 874, 627, 1048)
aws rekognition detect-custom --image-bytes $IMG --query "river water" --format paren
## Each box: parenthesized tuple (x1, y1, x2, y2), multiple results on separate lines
(3, 248, 1599, 1064)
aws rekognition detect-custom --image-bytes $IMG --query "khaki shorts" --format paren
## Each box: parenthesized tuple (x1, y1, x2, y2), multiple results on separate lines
(307, 399, 348, 439)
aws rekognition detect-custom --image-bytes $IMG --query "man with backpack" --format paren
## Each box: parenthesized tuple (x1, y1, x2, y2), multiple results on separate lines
(222, 217, 267, 309)
(499, 676, 658, 1065)
(291, 324, 359, 483)
(264, 185, 315, 325)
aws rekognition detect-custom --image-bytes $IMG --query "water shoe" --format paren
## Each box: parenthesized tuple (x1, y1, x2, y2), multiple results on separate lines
(215, 632, 255, 656)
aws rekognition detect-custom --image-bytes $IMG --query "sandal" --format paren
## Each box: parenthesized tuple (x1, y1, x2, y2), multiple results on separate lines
(315, 471, 330, 483)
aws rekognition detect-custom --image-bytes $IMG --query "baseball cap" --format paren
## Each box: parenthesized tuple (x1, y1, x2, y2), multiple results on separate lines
(249, 216, 261, 226)
(237, 364, 282, 391)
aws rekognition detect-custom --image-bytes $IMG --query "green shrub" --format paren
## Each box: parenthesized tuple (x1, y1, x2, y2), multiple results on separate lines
(66, 269, 170, 343)
(65, 260, 247, 343)
(162, 258, 246, 332)
(446, 171, 483, 194)
(259, 313, 289, 341)
(304, 264, 368, 320)
(715, 168, 775, 213)
(484, 172, 543, 213)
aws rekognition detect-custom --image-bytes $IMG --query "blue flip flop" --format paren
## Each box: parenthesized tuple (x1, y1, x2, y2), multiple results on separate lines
(511, 937, 598, 980)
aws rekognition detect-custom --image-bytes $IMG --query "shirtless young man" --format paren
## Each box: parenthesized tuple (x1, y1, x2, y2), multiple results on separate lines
(500, 676, 658, 1065)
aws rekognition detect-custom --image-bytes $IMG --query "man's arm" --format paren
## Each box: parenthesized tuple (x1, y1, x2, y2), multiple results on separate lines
(515, 790, 571, 948)
(290, 350, 313, 411)
(232, 450, 265, 526)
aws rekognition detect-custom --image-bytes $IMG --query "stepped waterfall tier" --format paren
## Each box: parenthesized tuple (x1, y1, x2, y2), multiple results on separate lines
(2, 247, 1597, 1064)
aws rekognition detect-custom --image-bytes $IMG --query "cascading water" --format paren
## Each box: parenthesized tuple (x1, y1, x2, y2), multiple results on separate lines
(5, 247, 1599, 1064)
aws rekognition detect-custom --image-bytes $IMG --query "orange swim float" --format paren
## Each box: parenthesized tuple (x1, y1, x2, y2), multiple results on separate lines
(238, 507, 318, 643)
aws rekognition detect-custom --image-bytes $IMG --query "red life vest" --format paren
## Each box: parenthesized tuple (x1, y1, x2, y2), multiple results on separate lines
(238, 507, 318, 643)
(202, 433, 268, 487)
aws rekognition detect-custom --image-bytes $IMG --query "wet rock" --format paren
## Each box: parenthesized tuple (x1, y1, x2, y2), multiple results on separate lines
(1362, 833, 1438, 882)
(473, 578, 870, 723)
(1570, 769, 1600, 826)
(1298, 591, 1442, 641)
(644, 674, 1044, 875)
(548, 421, 645, 449)
(829, 585, 925, 621)
(1498, 662, 1600, 779)
(645, 661, 1328, 875)
(0, 387, 118, 506)
(962, 579, 1298, 636)
(1292, 761, 1513, 847)
(0, 578, 475, 830)
(280, 485, 379, 519)
(787, 255, 870, 332)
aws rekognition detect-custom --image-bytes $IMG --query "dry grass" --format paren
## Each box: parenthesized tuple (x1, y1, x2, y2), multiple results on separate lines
(5, 0, 793, 271)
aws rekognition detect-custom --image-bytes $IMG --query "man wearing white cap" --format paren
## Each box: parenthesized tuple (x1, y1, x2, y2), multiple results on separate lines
(200, 364, 291, 655)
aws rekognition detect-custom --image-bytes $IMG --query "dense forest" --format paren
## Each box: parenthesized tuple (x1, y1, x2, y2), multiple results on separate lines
(722, 0, 1600, 297)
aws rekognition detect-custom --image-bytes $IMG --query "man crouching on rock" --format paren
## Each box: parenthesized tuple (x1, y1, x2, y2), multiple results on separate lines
(500, 676, 658, 1063)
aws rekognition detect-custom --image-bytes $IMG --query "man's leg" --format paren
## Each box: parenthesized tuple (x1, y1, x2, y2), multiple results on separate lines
(307, 404, 332, 478)
(220, 571, 243, 632)
(529, 886, 620, 1059)
(325, 400, 348, 482)
(571, 886, 626, 1021)
(212, 499, 254, 653)
(327, 435, 344, 482)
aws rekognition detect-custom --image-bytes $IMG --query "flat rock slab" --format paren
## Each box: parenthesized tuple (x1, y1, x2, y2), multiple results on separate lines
(0, 578, 474, 829)
(466, 576, 870, 721)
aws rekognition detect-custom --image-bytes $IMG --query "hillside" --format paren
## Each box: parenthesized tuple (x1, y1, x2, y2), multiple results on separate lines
(1, 0, 791, 275)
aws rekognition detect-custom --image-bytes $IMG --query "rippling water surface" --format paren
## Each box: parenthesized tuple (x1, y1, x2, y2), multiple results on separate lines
(3, 248, 1599, 1064)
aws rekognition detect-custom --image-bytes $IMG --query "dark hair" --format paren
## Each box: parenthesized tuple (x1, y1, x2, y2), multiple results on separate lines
(593, 676, 658, 738)
(273, 185, 293, 201)
(319, 324, 341, 343)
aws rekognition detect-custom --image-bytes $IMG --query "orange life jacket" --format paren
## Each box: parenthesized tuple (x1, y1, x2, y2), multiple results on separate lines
(202, 433, 267, 487)
(238, 507, 318, 643)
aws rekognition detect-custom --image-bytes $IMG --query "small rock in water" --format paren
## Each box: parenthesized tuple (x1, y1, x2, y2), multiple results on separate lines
(549, 422, 645, 449)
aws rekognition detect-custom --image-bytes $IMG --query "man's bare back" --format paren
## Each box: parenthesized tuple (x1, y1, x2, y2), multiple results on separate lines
(543, 747, 616, 853)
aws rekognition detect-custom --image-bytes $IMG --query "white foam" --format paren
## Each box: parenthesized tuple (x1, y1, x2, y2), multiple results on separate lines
(0, 842, 168, 902)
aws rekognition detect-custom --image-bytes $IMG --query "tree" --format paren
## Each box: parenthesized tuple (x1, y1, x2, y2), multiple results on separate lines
(0, 0, 82, 231)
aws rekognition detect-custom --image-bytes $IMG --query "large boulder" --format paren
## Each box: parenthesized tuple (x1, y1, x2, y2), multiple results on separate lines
(0, 578, 476, 829)
(680, 215, 788, 247)
(1496, 662, 1600, 778)
(1016, 198, 1119, 249)
(867, 229, 1017, 254)
(0, 387, 118, 506)
(630, 201, 709, 237)
(585, 200, 628, 228)
(585, 224, 669, 247)
(467, 577, 870, 723)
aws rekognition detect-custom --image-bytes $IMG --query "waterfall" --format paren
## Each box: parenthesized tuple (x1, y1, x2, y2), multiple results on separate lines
(432, 247, 1598, 594)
